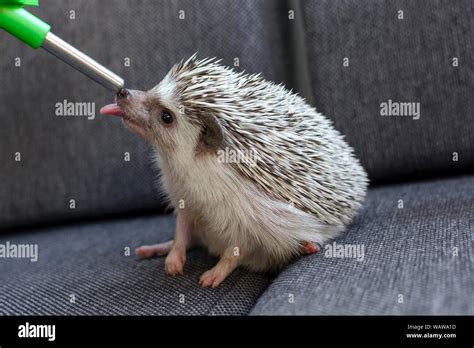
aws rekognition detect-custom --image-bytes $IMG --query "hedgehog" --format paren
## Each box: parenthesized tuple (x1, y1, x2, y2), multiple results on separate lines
(100, 54, 368, 288)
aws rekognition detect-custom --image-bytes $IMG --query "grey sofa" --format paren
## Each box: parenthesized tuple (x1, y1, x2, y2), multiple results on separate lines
(0, 0, 472, 315)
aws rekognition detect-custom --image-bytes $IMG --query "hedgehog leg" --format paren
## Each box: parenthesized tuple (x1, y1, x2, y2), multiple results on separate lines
(164, 211, 193, 276)
(199, 247, 241, 288)
(301, 240, 320, 254)
(135, 211, 192, 275)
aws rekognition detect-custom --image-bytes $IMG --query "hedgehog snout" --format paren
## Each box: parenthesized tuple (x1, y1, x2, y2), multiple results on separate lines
(116, 89, 145, 113)
(116, 88, 129, 100)
(113, 89, 151, 128)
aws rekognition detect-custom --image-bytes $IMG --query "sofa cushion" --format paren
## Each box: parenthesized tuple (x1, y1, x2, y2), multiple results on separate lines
(0, 215, 270, 315)
(0, 0, 292, 229)
(301, 0, 474, 182)
(251, 175, 474, 315)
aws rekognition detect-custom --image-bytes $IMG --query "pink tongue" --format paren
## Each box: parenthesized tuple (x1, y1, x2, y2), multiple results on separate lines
(100, 103, 123, 117)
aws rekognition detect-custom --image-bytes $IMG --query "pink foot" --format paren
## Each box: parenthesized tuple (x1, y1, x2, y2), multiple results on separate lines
(301, 240, 320, 254)
(165, 249, 186, 276)
(199, 268, 230, 288)
(135, 240, 173, 258)
(199, 248, 241, 288)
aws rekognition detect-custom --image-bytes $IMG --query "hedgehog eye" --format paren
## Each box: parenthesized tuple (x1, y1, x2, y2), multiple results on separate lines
(161, 111, 174, 125)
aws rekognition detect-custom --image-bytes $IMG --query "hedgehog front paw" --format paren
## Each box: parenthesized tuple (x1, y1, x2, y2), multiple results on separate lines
(164, 249, 186, 276)
(199, 268, 228, 288)
(199, 260, 238, 288)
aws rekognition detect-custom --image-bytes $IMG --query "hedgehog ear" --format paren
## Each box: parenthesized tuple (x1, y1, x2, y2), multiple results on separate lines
(197, 114, 223, 153)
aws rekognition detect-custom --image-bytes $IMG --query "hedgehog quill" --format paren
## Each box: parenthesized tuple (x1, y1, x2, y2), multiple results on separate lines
(100, 55, 368, 288)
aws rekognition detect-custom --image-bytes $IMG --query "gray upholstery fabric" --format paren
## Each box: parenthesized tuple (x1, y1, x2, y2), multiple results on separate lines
(251, 175, 474, 315)
(0, 214, 270, 315)
(0, 0, 291, 229)
(301, 0, 474, 182)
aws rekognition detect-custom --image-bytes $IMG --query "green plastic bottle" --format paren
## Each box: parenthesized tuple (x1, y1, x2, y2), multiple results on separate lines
(0, 0, 124, 91)
(0, 0, 50, 48)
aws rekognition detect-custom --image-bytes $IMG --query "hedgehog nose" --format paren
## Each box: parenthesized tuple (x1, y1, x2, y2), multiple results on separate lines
(117, 88, 129, 100)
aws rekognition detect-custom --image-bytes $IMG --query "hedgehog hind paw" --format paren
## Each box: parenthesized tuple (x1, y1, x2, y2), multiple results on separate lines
(135, 240, 174, 258)
(301, 240, 320, 254)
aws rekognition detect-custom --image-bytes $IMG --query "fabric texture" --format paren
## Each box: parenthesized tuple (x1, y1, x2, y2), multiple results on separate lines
(0, 214, 271, 315)
(251, 175, 474, 315)
(0, 0, 292, 229)
(2, 176, 472, 315)
(301, 0, 474, 183)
